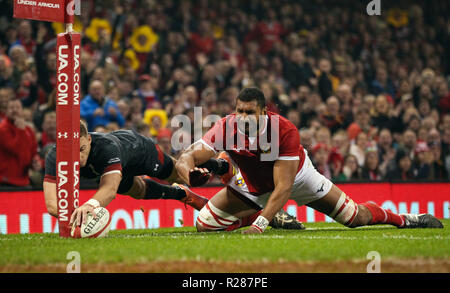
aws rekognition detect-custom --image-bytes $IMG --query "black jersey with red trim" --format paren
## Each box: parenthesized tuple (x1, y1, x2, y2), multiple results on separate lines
(200, 111, 305, 195)
(44, 130, 168, 185)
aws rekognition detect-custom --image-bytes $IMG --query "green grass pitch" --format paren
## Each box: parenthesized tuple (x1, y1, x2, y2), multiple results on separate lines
(1, 220, 449, 272)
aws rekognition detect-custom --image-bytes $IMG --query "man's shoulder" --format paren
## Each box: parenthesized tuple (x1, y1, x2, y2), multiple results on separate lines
(105, 98, 119, 106)
(268, 112, 297, 133)
(81, 95, 95, 104)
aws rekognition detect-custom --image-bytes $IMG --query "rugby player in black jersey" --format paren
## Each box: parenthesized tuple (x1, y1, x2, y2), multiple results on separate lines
(43, 120, 230, 226)
(43, 120, 303, 230)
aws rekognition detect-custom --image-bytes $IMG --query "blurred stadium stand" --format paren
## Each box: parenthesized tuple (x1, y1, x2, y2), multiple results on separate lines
(0, 0, 449, 190)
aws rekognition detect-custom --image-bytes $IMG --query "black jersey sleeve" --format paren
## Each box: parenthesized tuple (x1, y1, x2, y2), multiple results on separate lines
(97, 140, 123, 176)
(43, 146, 57, 183)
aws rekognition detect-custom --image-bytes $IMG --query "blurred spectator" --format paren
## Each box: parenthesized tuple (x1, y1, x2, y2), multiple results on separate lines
(319, 96, 345, 134)
(311, 143, 331, 179)
(336, 154, 362, 181)
(39, 111, 56, 149)
(93, 125, 108, 133)
(80, 80, 125, 131)
(244, 8, 286, 55)
(347, 107, 373, 141)
(400, 129, 417, 159)
(283, 48, 314, 89)
(412, 141, 433, 180)
(349, 132, 369, 167)
(0, 86, 14, 121)
(156, 128, 174, 156)
(362, 147, 383, 181)
(0, 0, 448, 189)
(135, 74, 160, 109)
(143, 108, 168, 137)
(370, 67, 395, 97)
(371, 94, 393, 130)
(188, 20, 214, 64)
(286, 109, 301, 129)
(377, 128, 397, 176)
(0, 99, 37, 186)
(331, 130, 350, 159)
(32, 90, 56, 132)
(317, 58, 334, 101)
(299, 128, 314, 154)
(385, 149, 414, 181)
(0, 55, 13, 88)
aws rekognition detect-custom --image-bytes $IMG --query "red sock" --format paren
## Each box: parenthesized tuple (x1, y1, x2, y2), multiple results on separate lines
(225, 211, 262, 231)
(361, 202, 405, 227)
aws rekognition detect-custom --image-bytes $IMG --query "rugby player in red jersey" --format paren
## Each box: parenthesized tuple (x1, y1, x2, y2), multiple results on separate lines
(176, 87, 443, 233)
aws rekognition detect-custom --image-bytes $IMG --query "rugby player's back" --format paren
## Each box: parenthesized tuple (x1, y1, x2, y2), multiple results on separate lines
(44, 129, 160, 182)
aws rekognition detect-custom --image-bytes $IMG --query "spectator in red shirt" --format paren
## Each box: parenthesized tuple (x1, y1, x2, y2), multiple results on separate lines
(188, 20, 215, 64)
(319, 96, 346, 134)
(244, 9, 286, 54)
(16, 20, 36, 55)
(135, 74, 160, 109)
(0, 99, 37, 186)
(39, 111, 56, 149)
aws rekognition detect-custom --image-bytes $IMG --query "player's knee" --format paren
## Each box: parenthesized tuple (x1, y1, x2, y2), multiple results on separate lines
(195, 202, 238, 232)
(328, 192, 359, 227)
(348, 204, 372, 228)
(195, 220, 211, 232)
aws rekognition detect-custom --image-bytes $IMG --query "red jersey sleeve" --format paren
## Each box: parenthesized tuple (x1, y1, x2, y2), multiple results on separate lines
(199, 117, 226, 153)
(277, 126, 301, 160)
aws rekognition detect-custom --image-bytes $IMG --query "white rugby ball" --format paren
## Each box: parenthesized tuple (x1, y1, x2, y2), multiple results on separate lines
(71, 207, 111, 238)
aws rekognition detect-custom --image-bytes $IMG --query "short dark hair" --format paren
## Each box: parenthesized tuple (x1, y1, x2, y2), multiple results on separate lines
(80, 120, 88, 137)
(236, 87, 266, 108)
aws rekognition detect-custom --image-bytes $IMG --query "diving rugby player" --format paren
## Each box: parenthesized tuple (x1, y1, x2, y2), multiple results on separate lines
(43, 120, 223, 226)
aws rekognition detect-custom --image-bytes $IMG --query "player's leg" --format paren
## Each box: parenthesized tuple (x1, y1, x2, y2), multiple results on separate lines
(306, 184, 376, 228)
(209, 152, 304, 230)
(196, 186, 261, 232)
(196, 185, 304, 232)
(306, 183, 443, 228)
(290, 150, 442, 229)
(297, 160, 408, 228)
(120, 176, 208, 210)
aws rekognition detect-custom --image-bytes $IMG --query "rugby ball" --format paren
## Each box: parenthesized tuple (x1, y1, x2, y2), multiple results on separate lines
(70, 207, 111, 238)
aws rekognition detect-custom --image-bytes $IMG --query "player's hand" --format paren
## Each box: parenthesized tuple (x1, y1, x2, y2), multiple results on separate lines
(189, 167, 211, 187)
(241, 226, 263, 234)
(70, 204, 97, 227)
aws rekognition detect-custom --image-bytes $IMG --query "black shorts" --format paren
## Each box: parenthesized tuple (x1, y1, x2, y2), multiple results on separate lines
(117, 143, 174, 194)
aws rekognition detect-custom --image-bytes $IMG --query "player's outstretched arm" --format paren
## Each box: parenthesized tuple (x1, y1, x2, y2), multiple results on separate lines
(43, 181, 58, 218)
(70, 172, 122, 226)
(243, 159, 299, 234)
(176, 142, 216, 186)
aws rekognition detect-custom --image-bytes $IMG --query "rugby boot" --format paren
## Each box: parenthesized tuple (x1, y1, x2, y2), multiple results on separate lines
(175, 183, 209, 211)
(399, 213, 443, 228)
(270, 209, 305, 230)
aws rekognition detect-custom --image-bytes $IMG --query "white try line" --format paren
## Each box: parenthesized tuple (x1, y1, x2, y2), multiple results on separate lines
(105, 231, 449, 241)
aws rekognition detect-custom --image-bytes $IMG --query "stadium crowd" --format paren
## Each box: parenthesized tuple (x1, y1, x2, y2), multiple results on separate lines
(0, 0, 449, 189)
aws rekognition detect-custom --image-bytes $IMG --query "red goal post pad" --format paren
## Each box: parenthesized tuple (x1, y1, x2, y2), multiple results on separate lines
(13, 0, 76, 23)
(55, 32, 81, 237)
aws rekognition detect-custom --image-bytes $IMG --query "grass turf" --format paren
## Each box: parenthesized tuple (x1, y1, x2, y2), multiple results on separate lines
(1, 220, 449, 268)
